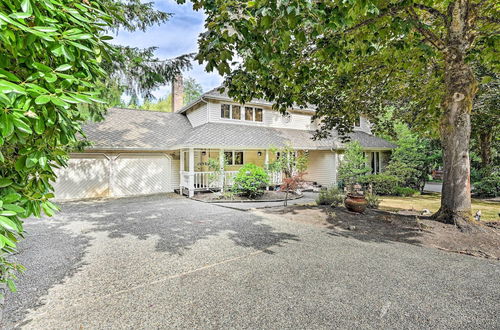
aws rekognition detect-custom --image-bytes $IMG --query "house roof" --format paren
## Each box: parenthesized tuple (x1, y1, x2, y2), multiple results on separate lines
(177, 87, 316, 114)
(83, 108, 395, 151)
(83, 108, 191, 151)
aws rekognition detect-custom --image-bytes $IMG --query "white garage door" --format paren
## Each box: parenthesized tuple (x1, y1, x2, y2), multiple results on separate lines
(53, 153, 173, 200)
(111, 154, 172, 197)
(53, 154, 110, 200)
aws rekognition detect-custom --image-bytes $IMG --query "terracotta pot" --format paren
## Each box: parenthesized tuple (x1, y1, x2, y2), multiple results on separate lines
(344, 194, 367, 213)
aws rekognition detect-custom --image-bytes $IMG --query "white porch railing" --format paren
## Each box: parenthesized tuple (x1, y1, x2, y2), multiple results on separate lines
(180, 170, 283, 192)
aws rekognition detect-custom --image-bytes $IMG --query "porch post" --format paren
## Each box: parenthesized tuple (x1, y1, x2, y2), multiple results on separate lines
(265, 149, 269, 190)
(378, 151, 383, 173)
(179, 150, 184, 195)
(188, 148, 195, 197)
(219, 149, 224, 192)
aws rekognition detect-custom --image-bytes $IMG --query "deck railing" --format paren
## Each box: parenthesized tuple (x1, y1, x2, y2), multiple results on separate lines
(180, 170, 283, 191)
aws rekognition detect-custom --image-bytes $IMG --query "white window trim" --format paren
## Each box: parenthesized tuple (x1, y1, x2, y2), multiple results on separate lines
(220, 103, 264, 123)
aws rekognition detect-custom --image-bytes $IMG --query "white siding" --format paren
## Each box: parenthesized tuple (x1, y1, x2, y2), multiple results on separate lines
(171, 159, 180, 191)
(207, 100, 316, 130)
(303, 151, 337, 187)
(186, 103, 208, 127)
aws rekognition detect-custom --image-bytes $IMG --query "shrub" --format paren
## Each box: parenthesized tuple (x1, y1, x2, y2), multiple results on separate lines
(365, 193, 381, 209)
(316, 187, 345, 207)
(337, 141, 371, 190)
(232, 164, 269, 198)
(394, 186, 419, 197)
(359, 174, 402, 195)
(473, 174, 500, 197)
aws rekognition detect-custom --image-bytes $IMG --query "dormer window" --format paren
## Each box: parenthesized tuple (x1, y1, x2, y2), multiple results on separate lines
(221, 104, 263, 122)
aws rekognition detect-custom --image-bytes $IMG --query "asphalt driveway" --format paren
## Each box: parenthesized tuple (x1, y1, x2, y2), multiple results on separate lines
(3, 195, 499, 329)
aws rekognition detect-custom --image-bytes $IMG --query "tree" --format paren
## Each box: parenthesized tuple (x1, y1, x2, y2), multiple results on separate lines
(0, 0, 189, 296)
(182, 0, 499, 227)
(337, 142, 371, 191)
(385, 123, 441, 192)
(140, 77, 203, 112)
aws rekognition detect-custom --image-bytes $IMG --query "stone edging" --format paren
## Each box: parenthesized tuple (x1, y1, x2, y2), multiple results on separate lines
(192, 193, 304, 204)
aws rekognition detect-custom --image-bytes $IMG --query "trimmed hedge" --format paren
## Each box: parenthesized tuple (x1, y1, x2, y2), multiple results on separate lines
(473, 174, 500, 197)
(358, 174, 402, 195)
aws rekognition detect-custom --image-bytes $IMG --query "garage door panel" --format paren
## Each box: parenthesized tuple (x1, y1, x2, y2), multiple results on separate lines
(112, 154, 171, 197)
(53, 155, 110, 200)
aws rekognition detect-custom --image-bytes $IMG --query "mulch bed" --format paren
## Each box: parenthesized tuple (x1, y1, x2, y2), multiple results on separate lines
(257, 205, 500, 260)
(194, 190, 302, 203)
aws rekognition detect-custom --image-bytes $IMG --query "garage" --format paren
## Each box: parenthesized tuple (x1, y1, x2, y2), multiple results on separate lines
(53, 153, 175, 200)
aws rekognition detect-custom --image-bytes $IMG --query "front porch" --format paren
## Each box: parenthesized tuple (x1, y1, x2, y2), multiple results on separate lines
(179, 148, 283, 197)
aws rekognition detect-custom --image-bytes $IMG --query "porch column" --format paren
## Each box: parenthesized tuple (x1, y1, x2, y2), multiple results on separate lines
(188, 148, 195, 197)
(179, 150, 184, 195)
(219, 149, 224, 192)
(378, 151, 383, 173)
(264, 150, 269, 190)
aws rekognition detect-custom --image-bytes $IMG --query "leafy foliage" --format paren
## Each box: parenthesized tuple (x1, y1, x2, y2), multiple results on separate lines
(232, 164, 269, 198)
(0, 0, 115, 294)
(337, 142, 370, 189)
(384, 122, 441, 192)
(268, 145, 308, 178)
(316, 187, 344, 207)
(473, 172, 500, 197)
(280, 172, 305, 206)
(365, 193, 381, 209)
(359, 174, 402, 196)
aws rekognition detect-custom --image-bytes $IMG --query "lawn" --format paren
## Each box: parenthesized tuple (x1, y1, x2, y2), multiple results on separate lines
(379, 193, 500, 221)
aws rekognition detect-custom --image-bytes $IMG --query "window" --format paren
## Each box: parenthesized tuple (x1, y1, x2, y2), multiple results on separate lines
(245, 107, 254, 121)
(234, 151, 243, 165)
(255, 108, 263, 122)
(224, 151, 244, 165)
(221, 104, 230, 119)
(232, 105, 241, 120)
(371, 152, 380, 174)
(224, 151, 233, 165)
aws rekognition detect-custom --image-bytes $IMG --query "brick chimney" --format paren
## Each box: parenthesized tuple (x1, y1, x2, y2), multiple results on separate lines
(171, 74, 184, 112)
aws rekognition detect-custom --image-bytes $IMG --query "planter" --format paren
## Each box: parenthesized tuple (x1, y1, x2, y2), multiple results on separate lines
(344, 194, 368, 213)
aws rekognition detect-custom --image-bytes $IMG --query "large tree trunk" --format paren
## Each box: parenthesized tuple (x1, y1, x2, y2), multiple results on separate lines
(434, 1, 477, 228)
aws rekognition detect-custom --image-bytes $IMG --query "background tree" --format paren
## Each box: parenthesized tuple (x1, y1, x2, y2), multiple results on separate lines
(337, 142, 371, 191)
(183, 0, 499, 227)
(140, 77, 203, 112)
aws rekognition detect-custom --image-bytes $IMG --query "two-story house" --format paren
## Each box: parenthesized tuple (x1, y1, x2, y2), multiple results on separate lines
(53, 81, 395, 200)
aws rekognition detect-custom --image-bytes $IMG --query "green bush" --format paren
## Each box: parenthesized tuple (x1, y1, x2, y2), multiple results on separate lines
(365, 193, 381, 209)
(394, 186, 419, 197)
(231, 164, 269, 198)
(359, 174, 402, 195)
(316, 187, 345, 207)
(473, 174, 500, 197)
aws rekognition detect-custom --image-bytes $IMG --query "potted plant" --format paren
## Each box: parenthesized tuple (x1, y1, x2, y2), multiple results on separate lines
(337, 142, 370, 213)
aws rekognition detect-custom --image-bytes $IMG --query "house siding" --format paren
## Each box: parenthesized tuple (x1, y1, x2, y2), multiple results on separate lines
(303, 150, 337, 187)
(186, 103, 208, 127)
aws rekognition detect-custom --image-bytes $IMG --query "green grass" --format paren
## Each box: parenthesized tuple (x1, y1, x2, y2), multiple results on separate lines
(379, 193, 500, 221)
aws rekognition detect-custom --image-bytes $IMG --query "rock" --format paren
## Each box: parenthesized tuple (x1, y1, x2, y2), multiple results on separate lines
(421, 209, 431, 216)
(348, 225, 356, 231)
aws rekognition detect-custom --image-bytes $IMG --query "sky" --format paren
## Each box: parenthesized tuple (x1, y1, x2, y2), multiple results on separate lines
(112, 0, 223, 100)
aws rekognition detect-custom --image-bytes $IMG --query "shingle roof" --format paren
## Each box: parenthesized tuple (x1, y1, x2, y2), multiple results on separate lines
(179, 122, 395, 150)
(83, 107, 395, 151)
(83, 108, 190, 151)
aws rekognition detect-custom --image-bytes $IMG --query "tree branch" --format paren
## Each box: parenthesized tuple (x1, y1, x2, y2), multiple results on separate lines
(413, 3, 447, 21)
(406, 7, 446, 50)
(477, 16, 500, 24)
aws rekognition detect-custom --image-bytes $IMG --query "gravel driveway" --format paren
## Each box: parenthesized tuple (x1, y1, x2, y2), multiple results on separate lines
(3, 194, 499, 329)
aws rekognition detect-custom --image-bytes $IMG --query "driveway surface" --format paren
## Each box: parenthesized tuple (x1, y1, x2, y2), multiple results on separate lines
(3, 195, 499, 329)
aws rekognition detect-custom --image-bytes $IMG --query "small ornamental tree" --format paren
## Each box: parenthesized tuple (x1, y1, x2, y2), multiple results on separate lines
(232, 164, 269, 198)
(337, 141, 371, 192)
(280, 172, 305, 206)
